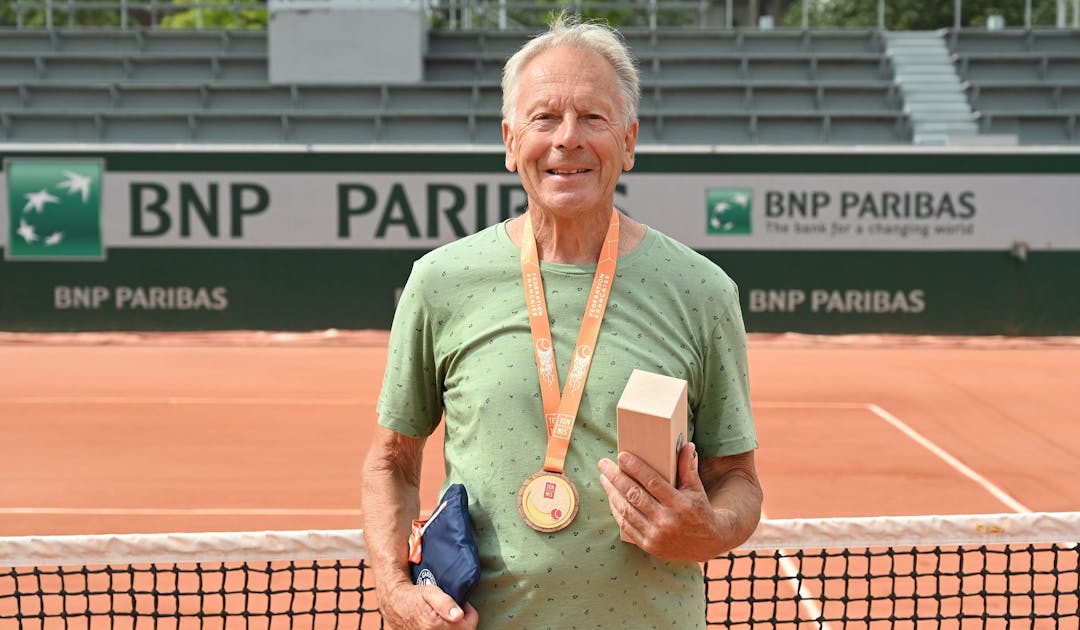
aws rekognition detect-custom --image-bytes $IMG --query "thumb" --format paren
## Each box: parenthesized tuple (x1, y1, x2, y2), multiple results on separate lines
(677, 442, 704, 492)
(419, 586, 465, 623)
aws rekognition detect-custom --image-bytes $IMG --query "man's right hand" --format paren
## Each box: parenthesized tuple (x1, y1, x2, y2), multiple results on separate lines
(379, 581, 479, 630)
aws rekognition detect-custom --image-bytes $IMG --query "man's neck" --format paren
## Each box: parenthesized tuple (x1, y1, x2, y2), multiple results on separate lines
(529, 208, 612, 265)
(507, 208, 647, 265)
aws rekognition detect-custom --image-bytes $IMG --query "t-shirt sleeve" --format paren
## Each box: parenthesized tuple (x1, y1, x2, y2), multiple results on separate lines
(692, 282, 758, 458)
(376, 260, 444, 438)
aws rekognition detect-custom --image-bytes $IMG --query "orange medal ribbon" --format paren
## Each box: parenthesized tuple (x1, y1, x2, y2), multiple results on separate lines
(516, 210, 620, 532)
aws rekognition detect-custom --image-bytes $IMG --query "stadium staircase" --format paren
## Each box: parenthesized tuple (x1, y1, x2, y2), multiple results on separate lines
(884, 31, 979, 145)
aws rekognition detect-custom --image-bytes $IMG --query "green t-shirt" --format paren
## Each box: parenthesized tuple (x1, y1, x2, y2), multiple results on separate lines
(377, 221, 756, 629)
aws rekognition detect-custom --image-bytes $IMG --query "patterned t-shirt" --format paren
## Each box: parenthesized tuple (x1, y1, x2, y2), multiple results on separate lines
(377, 221, 757, 629)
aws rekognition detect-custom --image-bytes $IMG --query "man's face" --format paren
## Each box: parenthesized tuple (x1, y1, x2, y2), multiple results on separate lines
(503, 45, 638, 219)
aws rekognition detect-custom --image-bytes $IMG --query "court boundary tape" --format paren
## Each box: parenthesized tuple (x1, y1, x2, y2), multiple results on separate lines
(2, 330, 1078, 348)
(0, 396, 368, 405)
(0, 507, 363, 516)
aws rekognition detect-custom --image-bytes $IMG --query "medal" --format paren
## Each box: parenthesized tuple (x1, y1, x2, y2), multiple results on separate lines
(516, 210, 620, 532)
(517, 471, 580, 532)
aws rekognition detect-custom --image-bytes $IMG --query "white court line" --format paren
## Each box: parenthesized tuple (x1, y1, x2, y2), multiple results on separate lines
(759, 510, 831, 630)
(754, 401, 868, 409)
(755, 399, 1032, 629)
(866, 403, 1032, 514)
(757, 400, 1031, 514)
(0, 396, 366, 406)
(1, 398, 849, 407)
(0, 507, 362, 516)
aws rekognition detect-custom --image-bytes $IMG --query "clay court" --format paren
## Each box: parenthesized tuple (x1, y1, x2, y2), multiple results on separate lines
(2, 332, 1078, 538)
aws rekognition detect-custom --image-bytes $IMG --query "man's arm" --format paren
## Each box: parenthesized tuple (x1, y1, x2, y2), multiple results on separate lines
(597, 444, 762, 562)
(362, 425, 478, 629)
(698, 449, 763, 552)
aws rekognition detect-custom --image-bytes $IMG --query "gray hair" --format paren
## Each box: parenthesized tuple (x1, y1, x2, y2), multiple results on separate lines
(501, 14, 640, 130)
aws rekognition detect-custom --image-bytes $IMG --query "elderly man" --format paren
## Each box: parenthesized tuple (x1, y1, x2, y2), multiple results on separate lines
(362, 15, 762, 629)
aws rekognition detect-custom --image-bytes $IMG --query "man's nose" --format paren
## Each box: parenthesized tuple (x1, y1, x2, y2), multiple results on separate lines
(554, 116, 584, 149)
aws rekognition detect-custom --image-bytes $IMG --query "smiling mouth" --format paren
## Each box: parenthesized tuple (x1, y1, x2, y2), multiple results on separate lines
(547, 169, 591, 175)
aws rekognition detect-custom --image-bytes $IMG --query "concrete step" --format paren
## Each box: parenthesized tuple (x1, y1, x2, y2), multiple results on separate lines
(906, 107, 969, 118)
(890, 49, 948, 57)
(888, 37, 947, 43)
(902, 93, 972, 103)
(887, 30, 942, 36)
(915, 122, 979, 134)
(911, 115, 978, 125)
(914, 132, 950, 144)
(904, 91, 969, 100)
(908, 108, 974, 118)
(890, 44, 949, 52)
(904, 96, 971, 107)
(911, 109, 973, 119)
(891, 56, 952, 65)
(910, 105, 975, 115)
(895, 66, 958, 74)
(896, 76, 962, 85)
(901, 96, 963, 105)
(889, 46, 950, 54)
(913, 132, 998, 145)
(895, 66, 957, 74)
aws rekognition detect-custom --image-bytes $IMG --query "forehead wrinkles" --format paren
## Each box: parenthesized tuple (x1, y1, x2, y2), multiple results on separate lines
(516, 48, 620, 115)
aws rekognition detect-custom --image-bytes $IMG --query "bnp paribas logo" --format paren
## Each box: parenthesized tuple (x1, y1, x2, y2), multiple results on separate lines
(5, 159, 105, 261)
(706, 188, 752, 235)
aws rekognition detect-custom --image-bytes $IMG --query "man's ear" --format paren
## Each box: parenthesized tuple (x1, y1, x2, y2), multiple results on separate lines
(502, 120, 517, 172)
(622, 119, 639, 171)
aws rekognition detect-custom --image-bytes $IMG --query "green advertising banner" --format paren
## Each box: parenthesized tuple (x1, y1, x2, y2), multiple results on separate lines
(1, 146, 1078, 334)
(5, 159, 104, 260)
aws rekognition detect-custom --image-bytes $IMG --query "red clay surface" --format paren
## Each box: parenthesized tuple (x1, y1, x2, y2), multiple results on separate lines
(1, 332, 1078, 537)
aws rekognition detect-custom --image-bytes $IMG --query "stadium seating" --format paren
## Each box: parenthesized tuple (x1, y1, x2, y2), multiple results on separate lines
(0, 26, 911, 144)
(425, 28, 908, 144)
(950, 28, 1080, 144)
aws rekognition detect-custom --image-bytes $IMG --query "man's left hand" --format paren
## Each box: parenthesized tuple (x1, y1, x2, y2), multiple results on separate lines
(597, 442, 735, 562)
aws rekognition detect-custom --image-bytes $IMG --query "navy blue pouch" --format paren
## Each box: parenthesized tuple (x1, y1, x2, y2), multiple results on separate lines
(407, 483, 480, 606)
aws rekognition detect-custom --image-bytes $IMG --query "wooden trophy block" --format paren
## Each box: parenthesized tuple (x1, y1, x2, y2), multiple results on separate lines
(616, 369, 688, 487)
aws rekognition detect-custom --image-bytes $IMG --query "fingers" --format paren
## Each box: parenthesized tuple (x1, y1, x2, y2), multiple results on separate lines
(597, 460, 643, 538)
(460, 603, 480, 628)
(613, 449, 684, 506)
(676, 442, 705, 493)
(382, 584, 478, 630)
(598, 455, 672, 543)
(598, 444, 711, 553)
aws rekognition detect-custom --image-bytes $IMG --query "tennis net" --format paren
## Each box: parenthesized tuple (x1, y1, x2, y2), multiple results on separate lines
(2, 512, 1077, 629)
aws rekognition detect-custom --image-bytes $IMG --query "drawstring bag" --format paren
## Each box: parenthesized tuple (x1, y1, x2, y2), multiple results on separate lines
(407, 483, 480, 606)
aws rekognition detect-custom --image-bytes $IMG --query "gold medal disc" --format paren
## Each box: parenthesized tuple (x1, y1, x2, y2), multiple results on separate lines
(517, 471, 579, 532)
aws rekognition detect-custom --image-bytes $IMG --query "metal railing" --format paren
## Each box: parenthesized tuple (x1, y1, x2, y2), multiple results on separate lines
(4, 0, 266, 30)
(1, 0, 1077, 30)
(431, 0, 1079, 30)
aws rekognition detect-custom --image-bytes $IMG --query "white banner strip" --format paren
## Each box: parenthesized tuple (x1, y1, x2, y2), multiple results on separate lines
(2, 512, 1078, 568)
(740, 511, 1080, 551)
(5, 168, 1080, 251)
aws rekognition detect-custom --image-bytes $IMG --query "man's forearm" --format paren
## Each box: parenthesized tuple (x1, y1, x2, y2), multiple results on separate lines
(361, 428, 426, 592)
(701, 451, 763, 555)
